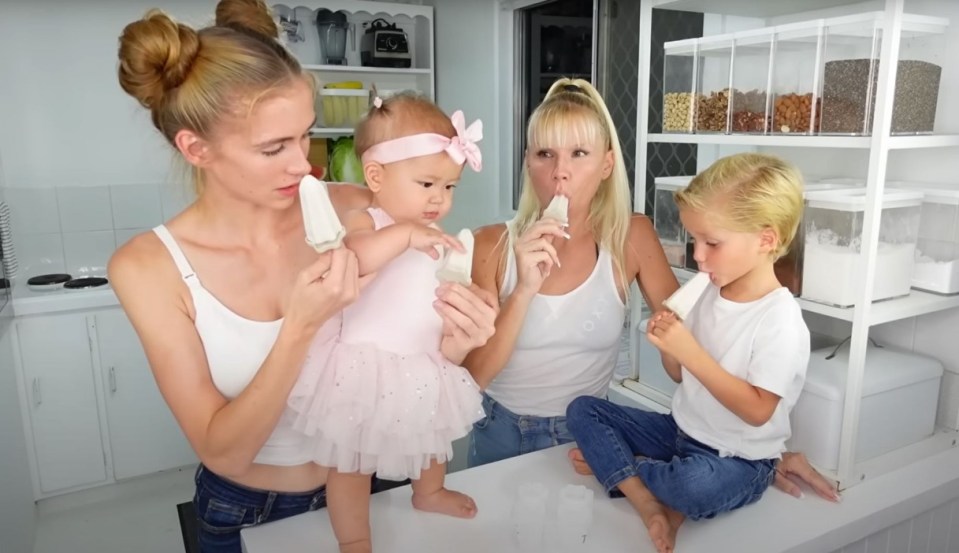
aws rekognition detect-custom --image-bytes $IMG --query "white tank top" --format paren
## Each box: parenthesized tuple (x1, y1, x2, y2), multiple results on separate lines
(485, 231, 626, 417)
(153, 225, 330, 466)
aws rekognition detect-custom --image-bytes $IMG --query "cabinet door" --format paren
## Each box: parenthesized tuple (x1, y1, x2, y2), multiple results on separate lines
(95, 310, 196, 480)
(16, 314, 107, 494)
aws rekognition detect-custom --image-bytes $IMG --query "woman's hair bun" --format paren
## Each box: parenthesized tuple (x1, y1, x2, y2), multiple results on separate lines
(215, 0, 279, 39)
(117, 9, 200, 109)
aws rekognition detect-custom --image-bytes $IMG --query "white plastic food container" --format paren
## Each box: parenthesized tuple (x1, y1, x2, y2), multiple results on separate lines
(788, 343, 943, 472)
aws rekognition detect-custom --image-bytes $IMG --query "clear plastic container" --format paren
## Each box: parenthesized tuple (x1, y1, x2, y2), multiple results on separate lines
(770, 20, 824, 134)
(775, 181, 864, 296)
(662, 39, 698, 133)
(801, 188, 922, 307)
(890, 183, 959, 294)
(695, 35, 733, 133)
(512, 482, 548, 550)
(729, 28, 772, 134)
(653, 176, 693, 268)
(819, 13, 947, 135)
(318, 88, 370, 128)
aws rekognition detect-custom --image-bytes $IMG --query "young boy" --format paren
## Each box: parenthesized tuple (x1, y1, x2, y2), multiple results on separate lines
(566, 153, 811, 553)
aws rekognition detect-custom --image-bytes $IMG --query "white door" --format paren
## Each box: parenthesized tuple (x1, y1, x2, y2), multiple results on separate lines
(16, 314, 107, 494)
(95, 309, 196, 480)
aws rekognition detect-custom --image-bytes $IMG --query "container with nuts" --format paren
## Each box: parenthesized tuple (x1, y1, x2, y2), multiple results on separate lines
(662, 38, 699, 133)
(694, 35, 734, 133)
(730, 29, 774, 134)
(771, 20, 826, 134)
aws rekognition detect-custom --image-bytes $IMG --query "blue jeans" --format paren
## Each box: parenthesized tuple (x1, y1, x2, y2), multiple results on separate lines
(193, 465, 328, 552)
(566, 396, 776, 521)
(467, 393, 575, 467)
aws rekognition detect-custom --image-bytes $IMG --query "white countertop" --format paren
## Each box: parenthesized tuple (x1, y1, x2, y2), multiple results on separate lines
(10, 280, 118, 316)
(240, 443, 959, 553)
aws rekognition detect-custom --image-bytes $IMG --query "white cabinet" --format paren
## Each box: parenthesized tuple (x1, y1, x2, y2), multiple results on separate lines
(13, 307, 196, 498)
(94, 310, 195, 481)
(15, 313, 107, 494)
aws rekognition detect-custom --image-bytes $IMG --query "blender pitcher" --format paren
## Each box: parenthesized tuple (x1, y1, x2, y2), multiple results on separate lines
(316, 9, 353, 66)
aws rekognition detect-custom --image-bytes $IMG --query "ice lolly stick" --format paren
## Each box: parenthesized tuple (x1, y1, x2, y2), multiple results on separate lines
(299, 175, 346, 253)
(436, 228, 474, 286)
(663, 271, 711, 320)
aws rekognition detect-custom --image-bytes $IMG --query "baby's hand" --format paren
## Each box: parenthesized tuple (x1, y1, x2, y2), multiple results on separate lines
(408, 224, 464, 260)
(646, 310, 700, 362)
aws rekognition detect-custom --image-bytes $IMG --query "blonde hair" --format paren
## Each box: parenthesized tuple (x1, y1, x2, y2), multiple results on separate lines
(353, 92, 456, 158)
(675, 153, 804, 260)
(117, 0, 305, 194)
(510, 78, 632, 292)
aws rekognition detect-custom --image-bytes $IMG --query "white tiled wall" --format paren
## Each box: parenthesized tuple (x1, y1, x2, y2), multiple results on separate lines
(2, 184, 194, 279)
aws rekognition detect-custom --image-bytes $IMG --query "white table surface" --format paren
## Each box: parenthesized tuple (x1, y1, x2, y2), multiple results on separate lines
(241, 443, 959, 553)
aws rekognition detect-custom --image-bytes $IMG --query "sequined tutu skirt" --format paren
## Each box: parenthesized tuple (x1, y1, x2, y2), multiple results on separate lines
(288, 340, 484, 480)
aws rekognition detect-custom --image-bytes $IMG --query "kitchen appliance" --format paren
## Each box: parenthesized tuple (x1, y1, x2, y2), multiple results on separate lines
(25, 273, 109, 292)
(316, 9, 353, 66)
(360, 18, 412, 68)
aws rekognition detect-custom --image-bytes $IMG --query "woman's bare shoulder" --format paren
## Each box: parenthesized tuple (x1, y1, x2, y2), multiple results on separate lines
(473, 222, 509, 258)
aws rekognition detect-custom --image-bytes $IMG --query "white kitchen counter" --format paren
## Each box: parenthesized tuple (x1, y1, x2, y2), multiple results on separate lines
(240, 442, 959, 553)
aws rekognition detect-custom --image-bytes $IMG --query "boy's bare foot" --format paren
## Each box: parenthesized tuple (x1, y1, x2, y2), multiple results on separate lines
(569, 448, 593, 475)
(637, 497, 683, 553)
(411, 487, 478, 518)
(339, 539, 373, 553)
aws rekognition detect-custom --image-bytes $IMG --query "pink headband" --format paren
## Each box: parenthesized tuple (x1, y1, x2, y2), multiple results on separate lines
(360, 110, 483, 172)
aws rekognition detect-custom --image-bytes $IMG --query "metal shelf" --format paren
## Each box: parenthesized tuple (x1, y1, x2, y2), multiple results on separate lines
(797, 291, 959, 327)
(301, 64, 431, 75)
(309, 127, 354, 138)
(648, 133, 959, 149)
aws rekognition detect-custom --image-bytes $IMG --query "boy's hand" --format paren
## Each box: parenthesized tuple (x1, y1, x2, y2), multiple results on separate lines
(646, 310, 700, 364)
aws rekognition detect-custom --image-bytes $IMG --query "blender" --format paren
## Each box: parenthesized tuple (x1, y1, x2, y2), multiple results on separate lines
(315, 9, 353, 66)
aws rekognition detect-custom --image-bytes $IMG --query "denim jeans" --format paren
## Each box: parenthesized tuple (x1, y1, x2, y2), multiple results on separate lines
(193, 465, 328, 552)
(467, 393, 575, 467)
(566, 396, 776, 521)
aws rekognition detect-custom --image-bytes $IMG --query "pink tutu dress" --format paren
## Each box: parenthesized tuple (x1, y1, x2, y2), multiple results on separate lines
(288, 207, 484, 480)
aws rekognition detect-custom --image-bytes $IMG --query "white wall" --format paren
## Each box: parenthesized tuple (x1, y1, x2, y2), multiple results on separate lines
(428, 0, 503, 231)
(0, 324, 37, 553)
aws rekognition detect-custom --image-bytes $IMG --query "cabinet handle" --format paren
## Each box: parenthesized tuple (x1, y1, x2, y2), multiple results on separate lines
(109, 367, 117, 393)
(32, 378, 41, 407)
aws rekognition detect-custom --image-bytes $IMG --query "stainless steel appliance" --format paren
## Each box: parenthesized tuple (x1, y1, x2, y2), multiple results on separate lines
(360, 19, 411, 68)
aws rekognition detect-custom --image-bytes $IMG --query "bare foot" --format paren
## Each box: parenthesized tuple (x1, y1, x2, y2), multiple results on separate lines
(339, 539, 373, 553)
(411, 487, 478, 518)
(636, 497, 682, 553)
(569, 448, 593, 475)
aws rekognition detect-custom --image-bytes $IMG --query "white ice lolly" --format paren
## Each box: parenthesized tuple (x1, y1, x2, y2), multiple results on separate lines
(436, 228, 474, 286)
(299, 175, 346, 253)
(541, 195, 569, 224)
(663, 271, 711, 320)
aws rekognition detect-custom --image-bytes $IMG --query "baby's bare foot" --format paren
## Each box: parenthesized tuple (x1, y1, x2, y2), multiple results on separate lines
(411, 487, 477, 518)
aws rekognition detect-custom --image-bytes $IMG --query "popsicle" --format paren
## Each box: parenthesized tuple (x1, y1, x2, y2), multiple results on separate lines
(436, 228, 474, 286)
(299, 175, 346, 253)
(663, 271, 711, 320)
(541, 195, 569, 224)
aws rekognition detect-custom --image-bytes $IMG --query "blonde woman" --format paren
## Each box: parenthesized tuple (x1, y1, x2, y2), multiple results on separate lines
(464, 79, 838, 503)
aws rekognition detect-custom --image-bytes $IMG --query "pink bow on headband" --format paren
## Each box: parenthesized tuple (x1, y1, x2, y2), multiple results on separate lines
(446, 110, 483, 171)
(360, 110, 483, 172)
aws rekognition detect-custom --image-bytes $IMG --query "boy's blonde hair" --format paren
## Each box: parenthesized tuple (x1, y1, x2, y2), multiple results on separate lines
(510, 78, 632, 291)
(675, 153, 804, 260)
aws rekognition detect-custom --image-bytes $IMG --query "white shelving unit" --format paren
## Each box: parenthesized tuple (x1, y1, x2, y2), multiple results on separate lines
(273, 0, 435, 138)
(632, 0, 959, 489)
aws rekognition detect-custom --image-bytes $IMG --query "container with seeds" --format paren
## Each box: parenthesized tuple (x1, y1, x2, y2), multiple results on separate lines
(695, 35, 733, 133)
(729, 28, 773, 134)
(770, 20, 824, 135)
(819, 13, 947, 135)
(662, 39, 698, 133)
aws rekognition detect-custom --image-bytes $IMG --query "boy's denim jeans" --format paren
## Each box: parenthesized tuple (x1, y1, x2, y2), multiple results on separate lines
(467, 393, 575, 467)
(566, 396, 776, 520)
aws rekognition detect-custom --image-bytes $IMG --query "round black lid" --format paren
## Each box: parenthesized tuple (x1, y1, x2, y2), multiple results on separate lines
(64, 277, 109, 289)
(27, 273, 72, 286)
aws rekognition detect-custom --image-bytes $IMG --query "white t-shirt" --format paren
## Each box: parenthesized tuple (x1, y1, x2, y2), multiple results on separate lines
(671, 285, 810, 460)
